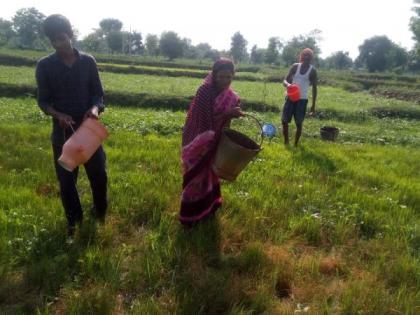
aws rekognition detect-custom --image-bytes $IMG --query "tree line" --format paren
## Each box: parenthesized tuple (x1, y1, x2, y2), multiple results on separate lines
(0, 5, 419, 73)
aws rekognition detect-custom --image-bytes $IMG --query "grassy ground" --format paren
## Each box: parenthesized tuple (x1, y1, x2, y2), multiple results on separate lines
(1, 97, 419, 146)
(0, 95, 419, 314)
(0, 47, 419, 315)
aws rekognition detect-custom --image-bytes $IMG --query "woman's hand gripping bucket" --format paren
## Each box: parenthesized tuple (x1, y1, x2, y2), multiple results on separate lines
(213, 114, 263, 181)
(58, 118, 109, 171)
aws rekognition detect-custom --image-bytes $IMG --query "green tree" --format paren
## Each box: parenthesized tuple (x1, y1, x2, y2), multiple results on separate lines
(195, 43, 213, 59)
(99, 18, 123, 34)
(107, 30, 123, 53)
(282, 30, 322, 65)
(410, 0, 420, 56)
(230, 32, 248, 62)
(123, 31, 143, 54)
(181, 37, 196, 59)
(12, 7, 46, 49)
(131, 32, 144, 54)
(250, 45, 266, 64)
(159, 31, 183, 60)
(98, 18, 123, 54)
(324, 51, 353, 69)
(81, 31, 105, 52)
(0, 18, 14, 47)
(207, 49, 221, 61)
(191, 43, 220, 60)
(145, 34, 159, 56)
(357, 36, 408, 72)
(265, 37, 282, 64)
(408, 49, 420, 72)
(389, 44, 409, 71)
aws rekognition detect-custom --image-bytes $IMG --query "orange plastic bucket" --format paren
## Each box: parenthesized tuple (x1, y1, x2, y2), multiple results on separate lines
(58, 118, 108, 171)
(287, 84, 300, 102)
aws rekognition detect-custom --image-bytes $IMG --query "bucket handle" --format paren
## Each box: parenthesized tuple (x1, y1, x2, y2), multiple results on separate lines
(242, 114, 264, 148)
(69, 124, 76, 134)
(62, 123, 76, 142)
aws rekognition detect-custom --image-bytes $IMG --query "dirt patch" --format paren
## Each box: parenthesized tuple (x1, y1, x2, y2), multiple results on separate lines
(275, 278, 292, 299)
(36, 183, 58, 197)
(319, 256, 341, 276)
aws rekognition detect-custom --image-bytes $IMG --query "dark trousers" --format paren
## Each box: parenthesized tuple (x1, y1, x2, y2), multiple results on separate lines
(52, 144, 108, 226)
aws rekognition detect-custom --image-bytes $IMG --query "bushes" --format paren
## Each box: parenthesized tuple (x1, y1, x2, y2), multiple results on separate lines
(0, 82, 279, 112)
(96, 55, 213, 70)
(0, 51, 262, 73)
(99, 63, 207, 79)
(0, 83, 36, 97)
(96, 55, 262, 72)
(1, 51, 419, 104)
(4, 81, 420, 119)
(0, 53, 270, 82)
(0, 54, 36, 67)
(370, 107, 420, 120)
(370, 87, 420, 104)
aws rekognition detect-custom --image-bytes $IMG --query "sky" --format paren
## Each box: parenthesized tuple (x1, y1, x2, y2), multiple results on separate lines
(0, 0, 417, 59)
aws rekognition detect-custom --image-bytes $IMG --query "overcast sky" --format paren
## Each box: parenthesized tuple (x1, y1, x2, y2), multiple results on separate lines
(1, 0, 417, 59)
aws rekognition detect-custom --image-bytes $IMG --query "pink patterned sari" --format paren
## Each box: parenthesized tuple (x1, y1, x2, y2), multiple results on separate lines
(180, 74, 239, 225)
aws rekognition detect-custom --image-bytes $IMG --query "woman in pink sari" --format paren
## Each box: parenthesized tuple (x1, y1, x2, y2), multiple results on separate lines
(180, 58, 243, 226)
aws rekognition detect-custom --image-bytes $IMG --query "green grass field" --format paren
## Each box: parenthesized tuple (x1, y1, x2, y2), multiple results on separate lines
(0, 50, 419, 314)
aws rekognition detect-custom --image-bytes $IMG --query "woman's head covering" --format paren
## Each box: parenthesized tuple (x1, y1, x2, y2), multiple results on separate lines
(212, 58, 235, 75)
(183, 58, 239, 147)
(299, 48, 314, 62)
(204, 58, 235, 85)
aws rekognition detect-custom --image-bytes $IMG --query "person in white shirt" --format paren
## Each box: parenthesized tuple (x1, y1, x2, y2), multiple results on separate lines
(282, 48, 318, 146)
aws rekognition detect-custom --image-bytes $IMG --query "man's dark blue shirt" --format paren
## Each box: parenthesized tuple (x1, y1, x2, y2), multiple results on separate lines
(36, 49, 105, 144)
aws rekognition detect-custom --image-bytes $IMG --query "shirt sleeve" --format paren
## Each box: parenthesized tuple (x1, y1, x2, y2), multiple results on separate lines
(89, 57, 105, 112)
(35, 61, 51, 112)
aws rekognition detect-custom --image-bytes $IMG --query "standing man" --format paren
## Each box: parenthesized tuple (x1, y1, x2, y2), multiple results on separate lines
(36, 14, 108, 238)
(282, 48, 318, 146)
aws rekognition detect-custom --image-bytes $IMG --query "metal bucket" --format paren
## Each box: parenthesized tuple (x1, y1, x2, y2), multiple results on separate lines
(213, 115, 263, 181)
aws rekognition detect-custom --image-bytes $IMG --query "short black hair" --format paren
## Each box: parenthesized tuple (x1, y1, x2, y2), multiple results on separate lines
(43, 14, 73, 40)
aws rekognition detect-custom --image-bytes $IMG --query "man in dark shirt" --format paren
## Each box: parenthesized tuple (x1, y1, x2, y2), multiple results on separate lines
(36, 14, 108, 238)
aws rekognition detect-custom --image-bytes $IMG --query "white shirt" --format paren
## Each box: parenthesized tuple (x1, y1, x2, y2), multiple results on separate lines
(292, 63, 313, 100)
